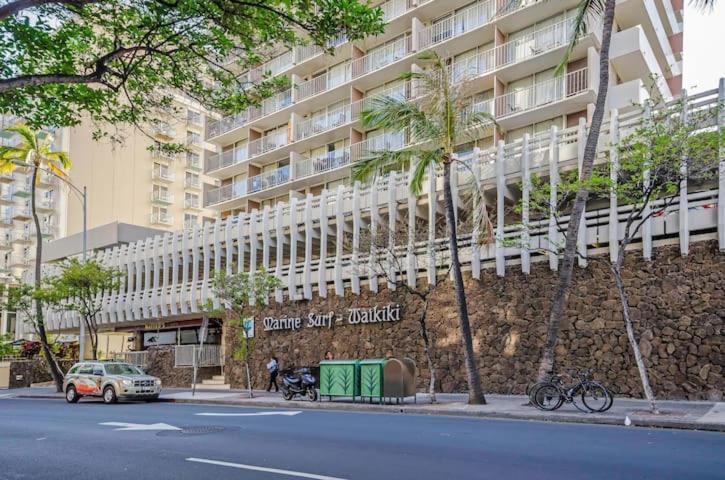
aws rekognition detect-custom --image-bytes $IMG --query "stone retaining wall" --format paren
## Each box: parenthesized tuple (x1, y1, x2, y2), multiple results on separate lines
(7, 359, 75, 388)
(143, 346, 218, 388)
(224, 241, 724, 401)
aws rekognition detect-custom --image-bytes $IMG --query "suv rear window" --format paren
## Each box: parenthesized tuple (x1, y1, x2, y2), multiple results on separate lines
(104, 364, 142, 375)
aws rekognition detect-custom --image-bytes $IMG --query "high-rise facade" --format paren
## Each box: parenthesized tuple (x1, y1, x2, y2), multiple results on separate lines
(0, 115, 68, 335)
(61, 97, 218, 237)
(202, 0, 684, 215)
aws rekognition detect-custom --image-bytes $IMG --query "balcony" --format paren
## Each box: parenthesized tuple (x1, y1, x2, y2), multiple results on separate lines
(12, 206, 32, 221)
(294, 148, 352, 180)
(9, 253, 32, 268)
(296, 66, 352, 102)
(350, 35, 412, 81)
(151, 191, 174, 204)
(294, 102, 357, 142)
(205, 148, 248, 174)
(0, 193, 13, 206)
(152, 123, 175, 139)
(186, 133, 202, 147)
(184, 197, 201, 210)
(12, 182, 31, 198)
(36, 198, 55, 212)
(151, 169, 175, 183)
(38, 223, 55, 237)
(205, 182, 247, 206)
(205, 88, 293, 141)
(37, 171, 57, 187)
(150, 212, 174, 226)
(151, 149, 178, 163)
(10, 230, 32, 244)
(248, 165, 291, 194)
(248, 132, 288, 158)
(0, 216, 13, 227)
(185, 176, 201, 190)
(450, 49, 495, 84)
(494, 67, 591, 126)
(418, 0, 495, 51)
(206, 112, 249, 139)
(186, 160, 201, 174)
(0, 173, 14, 184)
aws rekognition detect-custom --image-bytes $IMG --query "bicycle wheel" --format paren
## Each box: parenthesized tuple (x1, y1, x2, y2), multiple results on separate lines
(532, 384, 564, 411)
(581, 382, 612, 412)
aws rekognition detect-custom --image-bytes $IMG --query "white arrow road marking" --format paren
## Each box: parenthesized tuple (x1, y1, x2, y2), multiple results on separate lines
(186, 457, 347, 480)
(194, 411, 302, 417)
(99, 422, 181, 431)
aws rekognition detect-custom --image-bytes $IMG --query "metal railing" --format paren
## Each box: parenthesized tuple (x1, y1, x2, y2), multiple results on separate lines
(115, 351, 149, 368)
(495, 18, 576, 68)
(248, 132, 288, 158)
(206, 148, 248, 173)
(418, 0, 495, 49)
(296, 65, 352, 101)
(151, 191, 174, 203)
(495, 68, 589, 118)
(174, 344, 222, 367)
(151, 169, 175, 182)
(295, 103, 355, 141)
(248, 165, 291, 193)
(351, 35, 412, 79)
(295, 148, 352, 179)
(450, 49, 495, 83)
(150, 212, 173, 225)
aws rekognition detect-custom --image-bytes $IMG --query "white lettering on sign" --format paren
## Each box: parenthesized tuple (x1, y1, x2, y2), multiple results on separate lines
(263, 316, 302, 331)
(347, 304, 401, 324)
(307, 311, 335, 329)
(262, 304, 401, 333)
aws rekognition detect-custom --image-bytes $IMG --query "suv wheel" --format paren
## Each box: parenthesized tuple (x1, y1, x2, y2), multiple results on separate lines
(103, 385, 118, 404)
(65, 385, 80, 403)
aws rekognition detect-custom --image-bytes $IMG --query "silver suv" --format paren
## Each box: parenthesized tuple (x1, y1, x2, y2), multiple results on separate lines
(63, 361, 161, 404)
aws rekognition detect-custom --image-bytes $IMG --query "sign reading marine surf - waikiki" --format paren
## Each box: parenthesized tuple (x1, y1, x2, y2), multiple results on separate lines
(262, 304, 401, 332)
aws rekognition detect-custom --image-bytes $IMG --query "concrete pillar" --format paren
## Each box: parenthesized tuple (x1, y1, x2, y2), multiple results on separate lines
(548, 126, 559, 271)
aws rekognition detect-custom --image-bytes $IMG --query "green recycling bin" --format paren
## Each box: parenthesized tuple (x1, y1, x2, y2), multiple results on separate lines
(359, 359, 385, 403)
(319, 360, 360, 401)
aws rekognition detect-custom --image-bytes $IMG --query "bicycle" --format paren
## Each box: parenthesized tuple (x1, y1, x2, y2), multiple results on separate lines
(530, 369, 613, 413)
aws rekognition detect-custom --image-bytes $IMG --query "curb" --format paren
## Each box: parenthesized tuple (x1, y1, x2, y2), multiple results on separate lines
(13, 394, 724, 433)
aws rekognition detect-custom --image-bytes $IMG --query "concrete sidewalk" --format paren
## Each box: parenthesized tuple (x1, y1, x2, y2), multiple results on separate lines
(6, 385, 725, 432)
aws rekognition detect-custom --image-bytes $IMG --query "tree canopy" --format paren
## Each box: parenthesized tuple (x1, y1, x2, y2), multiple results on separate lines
(0, 0, 384, 139)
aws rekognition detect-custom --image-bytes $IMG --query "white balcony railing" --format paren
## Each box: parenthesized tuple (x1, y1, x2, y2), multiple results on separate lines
(495, 18, 576, 69)
(248, 132, 288, 158)
(151, 191, 174, 203)
(206, 111, 249, 139)
(151, 169, 175, 182)
(450, 49, 495, 83)
(247, 88, 293, 122)
(418, 0, 495, 50)
(185, 198, 201, 209)
(296, 65, 352, 101)
(495, 68, 589, 118)
(248, 165, 291, 194)
(351, 35, 412, 79)
(185, 176, 201, 189)
(295, 103, 355, 141)
(294, 148, 352, 179)
(206, 148, 248, 173)
(150, 212, 173, 225)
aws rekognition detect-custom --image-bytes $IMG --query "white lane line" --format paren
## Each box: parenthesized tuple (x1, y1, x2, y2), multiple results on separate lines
(194, 411, 301, 417)
(0, 394, 14, 399)
(186, 457, 347, 480)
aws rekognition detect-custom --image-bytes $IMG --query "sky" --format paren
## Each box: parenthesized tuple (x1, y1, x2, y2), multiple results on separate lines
(683, 2, 725, 93)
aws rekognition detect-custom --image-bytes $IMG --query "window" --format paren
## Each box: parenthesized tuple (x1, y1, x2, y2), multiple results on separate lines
(68, 364, 81, 374)
(105, 364, 142, 375)
(184, 213, 198, 228)
(187, 109, 201, 125)
(78, 364, 94, 375)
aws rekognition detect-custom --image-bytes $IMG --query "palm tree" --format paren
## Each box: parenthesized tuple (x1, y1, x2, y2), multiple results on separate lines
(352, 51, 494, 404)
(532, 0, 716, 380)
(0, 124, 71, 392)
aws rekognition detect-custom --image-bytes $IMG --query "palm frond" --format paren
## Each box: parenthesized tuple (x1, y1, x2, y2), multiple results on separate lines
(6, 124, 38, 152)
(362, 95, 430, 132)
(409, 151, 439, 196)
(689, 0, 717, 11)
(352, 147, 420, 184)
(0, 145, 24, 171)
(46, 151, 72, 171)
(555, 0, 606, 75)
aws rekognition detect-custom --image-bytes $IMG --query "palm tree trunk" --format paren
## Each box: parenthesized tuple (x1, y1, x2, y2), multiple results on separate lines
(30, 165, 64, 391)
(537, 0, 617, 381)
(611, 258, 658, 413)
(443, 161, 485, 404)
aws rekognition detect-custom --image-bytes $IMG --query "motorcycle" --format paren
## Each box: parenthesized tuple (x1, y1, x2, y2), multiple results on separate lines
(280, 367, 318, 402)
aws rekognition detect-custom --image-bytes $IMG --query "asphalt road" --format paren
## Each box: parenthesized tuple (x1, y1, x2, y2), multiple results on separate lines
(0, 397, 723, 480)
